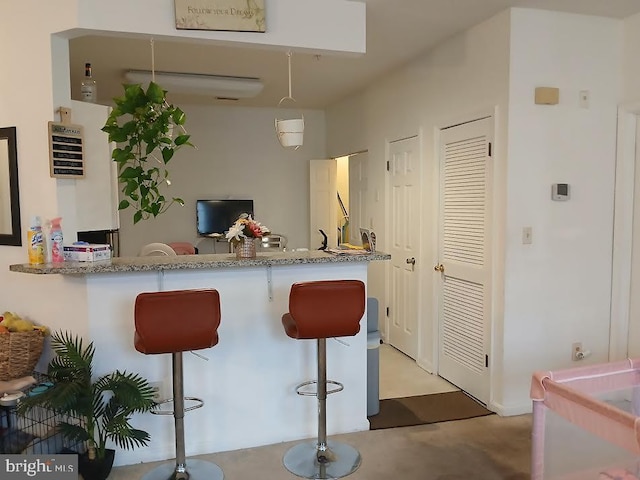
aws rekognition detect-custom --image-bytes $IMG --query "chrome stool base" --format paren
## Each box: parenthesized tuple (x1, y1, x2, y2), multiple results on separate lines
(141, 459, 224, 480)
(283, 440, 361, 479)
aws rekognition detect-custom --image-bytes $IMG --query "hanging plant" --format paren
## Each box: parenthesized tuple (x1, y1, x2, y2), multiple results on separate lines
(101, 82, 193, 224)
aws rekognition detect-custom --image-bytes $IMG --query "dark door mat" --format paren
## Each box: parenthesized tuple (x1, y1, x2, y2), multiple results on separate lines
(368, 390, 494, 430)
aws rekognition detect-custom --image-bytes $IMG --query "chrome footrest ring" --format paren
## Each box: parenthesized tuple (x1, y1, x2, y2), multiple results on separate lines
(295, 380, 344, 396)
(150, 396, 205, 415)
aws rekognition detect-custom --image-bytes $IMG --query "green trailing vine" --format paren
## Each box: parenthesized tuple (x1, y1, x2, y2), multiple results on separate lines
(102, 82, 193, 224)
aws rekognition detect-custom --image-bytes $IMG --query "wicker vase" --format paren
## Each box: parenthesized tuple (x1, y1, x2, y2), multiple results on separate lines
(235, 237, 256, 259)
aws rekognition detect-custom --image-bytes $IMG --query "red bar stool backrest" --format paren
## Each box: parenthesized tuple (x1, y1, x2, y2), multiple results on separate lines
(134, 289, 221, 354)
(282, 280, 365, 339)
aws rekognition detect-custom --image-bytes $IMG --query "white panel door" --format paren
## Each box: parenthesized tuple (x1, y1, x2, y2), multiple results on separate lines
(388, 136, 420, 359)
(348, 152, 368, 245)
(309, 159, 337, 250)
(436, 117, 493, 404)
(627, 121, 640, 356)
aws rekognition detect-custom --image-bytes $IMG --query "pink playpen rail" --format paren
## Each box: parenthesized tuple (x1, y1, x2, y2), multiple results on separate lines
(530, 359, 640, 479)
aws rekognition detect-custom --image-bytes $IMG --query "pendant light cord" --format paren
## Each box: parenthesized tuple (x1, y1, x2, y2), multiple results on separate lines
(287, 51, 292, 99)
(276, 51, 303, 149)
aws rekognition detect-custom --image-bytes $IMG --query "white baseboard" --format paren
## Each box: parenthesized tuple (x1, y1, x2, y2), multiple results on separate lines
(489, 399, 533, 417)
(416, 357, 434, 374)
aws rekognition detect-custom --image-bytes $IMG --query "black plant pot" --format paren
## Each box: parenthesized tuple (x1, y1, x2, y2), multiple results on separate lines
(78, 449, 115, 480)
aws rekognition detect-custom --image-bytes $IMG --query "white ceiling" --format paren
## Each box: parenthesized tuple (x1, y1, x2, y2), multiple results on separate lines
(69, 0, 640, 109)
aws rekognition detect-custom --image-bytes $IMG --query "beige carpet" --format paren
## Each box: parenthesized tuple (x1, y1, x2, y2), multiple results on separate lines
(109, 414, 532, 480)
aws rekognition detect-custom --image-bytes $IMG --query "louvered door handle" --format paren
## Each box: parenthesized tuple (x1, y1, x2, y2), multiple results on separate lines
(406, 258, 416, 265)
(434, 264, 444, 273)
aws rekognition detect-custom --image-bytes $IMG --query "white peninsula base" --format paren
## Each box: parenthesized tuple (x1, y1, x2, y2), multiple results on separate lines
(87, 261, 369, 466)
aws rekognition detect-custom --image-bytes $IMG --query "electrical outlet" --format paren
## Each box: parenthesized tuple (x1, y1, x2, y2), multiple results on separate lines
(149, 381, 163, 402)
(571, 342, 583, 362)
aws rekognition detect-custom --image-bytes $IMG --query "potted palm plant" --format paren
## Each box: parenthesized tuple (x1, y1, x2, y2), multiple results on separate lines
(17, 331, 155, 480)
(101, 81, 194, 224)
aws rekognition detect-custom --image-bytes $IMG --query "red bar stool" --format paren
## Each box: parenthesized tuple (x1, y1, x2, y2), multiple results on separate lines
(134, 289, 223, 480)
(281, 280, 366, 479)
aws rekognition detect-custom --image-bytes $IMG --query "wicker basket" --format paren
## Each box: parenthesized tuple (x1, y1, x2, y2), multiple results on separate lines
(0, 330, 45, 380)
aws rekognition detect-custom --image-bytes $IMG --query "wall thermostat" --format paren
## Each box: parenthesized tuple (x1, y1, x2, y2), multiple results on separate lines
(552, 183, 570, 201)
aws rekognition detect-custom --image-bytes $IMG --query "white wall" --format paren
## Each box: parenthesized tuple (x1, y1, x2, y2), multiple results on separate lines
(76, 0, 365, 54)
(326, 92, 367, 157)
(622, 12, 640, 103)
(326, 9, 511, 402)
(0, 2, 90, 356)
(117, 105, 326, 256)
(503, 9, 621, 411)
(326, 8, 623, 415)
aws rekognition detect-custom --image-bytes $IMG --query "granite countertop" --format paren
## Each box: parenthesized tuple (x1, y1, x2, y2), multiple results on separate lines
(9, 250, 391, 275)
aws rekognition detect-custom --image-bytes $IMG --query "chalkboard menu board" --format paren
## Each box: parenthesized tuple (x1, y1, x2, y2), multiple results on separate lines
(48, 121, 85, 178)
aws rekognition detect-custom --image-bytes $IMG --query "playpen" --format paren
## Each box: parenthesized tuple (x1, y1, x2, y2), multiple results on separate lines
(531, 359, 640, 479)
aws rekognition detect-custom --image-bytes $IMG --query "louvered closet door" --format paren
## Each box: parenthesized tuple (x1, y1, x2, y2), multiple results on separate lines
(437, 117, 492, 405)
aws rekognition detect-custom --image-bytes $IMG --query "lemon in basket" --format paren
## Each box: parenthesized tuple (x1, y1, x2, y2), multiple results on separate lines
(1, 313, 32, 332)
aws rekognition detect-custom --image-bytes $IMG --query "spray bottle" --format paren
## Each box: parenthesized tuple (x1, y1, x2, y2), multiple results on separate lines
(27, 216, 45, 265)
(50, 217, 64, 263)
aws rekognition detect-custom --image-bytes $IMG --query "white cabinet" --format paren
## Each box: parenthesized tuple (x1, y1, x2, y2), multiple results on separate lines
(71, 100, 119, 231)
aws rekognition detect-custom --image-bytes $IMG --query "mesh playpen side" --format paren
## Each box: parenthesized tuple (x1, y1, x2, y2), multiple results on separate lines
(531, 359, 640, 479)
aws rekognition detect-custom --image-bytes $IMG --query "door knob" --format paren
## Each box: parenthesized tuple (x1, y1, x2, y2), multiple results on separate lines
(406, 257, 416, 265)
(434, 264, 444, 272)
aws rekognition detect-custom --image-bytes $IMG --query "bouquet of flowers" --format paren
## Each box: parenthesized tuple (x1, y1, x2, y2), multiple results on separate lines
(225, 213, 270, 245)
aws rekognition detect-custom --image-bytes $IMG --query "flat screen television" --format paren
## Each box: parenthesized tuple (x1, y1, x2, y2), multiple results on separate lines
(196, 199, 254, 236)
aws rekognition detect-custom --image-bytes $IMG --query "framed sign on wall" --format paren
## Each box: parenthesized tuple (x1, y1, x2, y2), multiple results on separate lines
(48, 122, 85, 179)
(175, 0, 265, 32)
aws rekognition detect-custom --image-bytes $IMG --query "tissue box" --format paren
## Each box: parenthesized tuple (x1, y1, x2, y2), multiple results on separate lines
(63, 244, 111, 262)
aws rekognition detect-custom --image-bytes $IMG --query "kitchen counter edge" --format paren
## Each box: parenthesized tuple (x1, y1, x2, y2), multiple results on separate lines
(9, 250, 391, 275)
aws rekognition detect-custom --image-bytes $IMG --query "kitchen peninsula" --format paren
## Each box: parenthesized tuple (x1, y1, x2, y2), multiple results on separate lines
(10, 250, 389, 467)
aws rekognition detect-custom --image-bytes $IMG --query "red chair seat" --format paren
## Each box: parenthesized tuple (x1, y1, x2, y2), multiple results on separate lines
(135, 289, 221, 354)
(282, 280, 365, 339)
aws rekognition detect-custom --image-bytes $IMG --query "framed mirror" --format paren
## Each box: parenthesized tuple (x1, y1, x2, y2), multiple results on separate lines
(0, 127, 21, 246)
